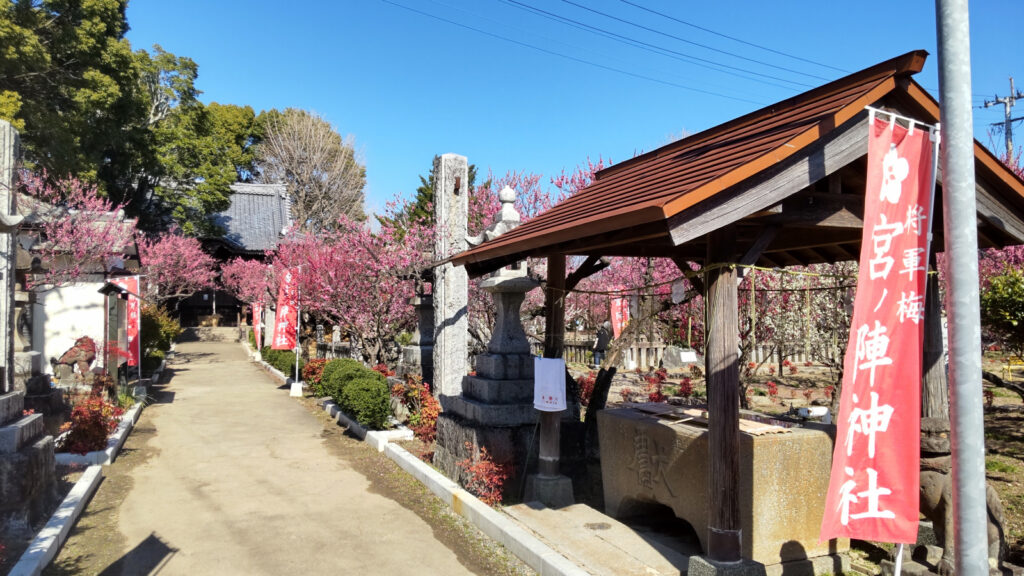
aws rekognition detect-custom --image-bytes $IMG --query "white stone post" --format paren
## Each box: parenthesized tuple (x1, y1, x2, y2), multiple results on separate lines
(0, 121, 21, 394)
(432, 154, 469, 398)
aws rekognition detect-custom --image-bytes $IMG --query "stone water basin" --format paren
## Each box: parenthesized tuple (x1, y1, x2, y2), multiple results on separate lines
(597, 405, 848, 568)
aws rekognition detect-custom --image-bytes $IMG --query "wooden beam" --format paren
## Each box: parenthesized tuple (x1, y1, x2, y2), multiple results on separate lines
(541, 254, 567, 479)
(975, 180, 1024, 244)
(565, 255, 610, 292)
(749, 193, 865, 229)
(672, 256, 705, 294)
(828, 172, 843, 195)
(705, 226, 741, 562)
(922, 263, 948, 420)
(739, 225, 778, 267)
(544, 254, 567, 359)
(669, 113, 869, 246)
(832, 244, 856, 261)
(764, 229, 864, 253)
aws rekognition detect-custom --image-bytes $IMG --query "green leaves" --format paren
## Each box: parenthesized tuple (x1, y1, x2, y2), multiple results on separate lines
(980, 267, 1024, 359)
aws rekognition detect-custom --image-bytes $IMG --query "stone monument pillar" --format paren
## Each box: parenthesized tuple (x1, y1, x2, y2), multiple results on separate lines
(432, 154, 468, 397)
(0, 120, 55, 541)
(0, 121, 24, 394)
(434, 186, 575, 499)
(399, 289, 434, 385)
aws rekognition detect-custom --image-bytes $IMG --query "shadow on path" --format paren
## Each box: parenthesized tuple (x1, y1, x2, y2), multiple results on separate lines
(98, 532, 177, 576)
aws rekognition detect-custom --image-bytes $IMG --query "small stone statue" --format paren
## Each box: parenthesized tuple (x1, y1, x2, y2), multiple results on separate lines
(919, 418, 1006, 575)
(50, 336, 96, 382)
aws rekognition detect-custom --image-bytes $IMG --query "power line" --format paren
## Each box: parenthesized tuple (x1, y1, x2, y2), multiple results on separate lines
(559, 0, 832, 82)
(616, 0, 847, 74)
(497, 0, 798, 91)
(500, 0, 813, 90)
(424, 0, 758, 97)
(377, 0, 766, 105)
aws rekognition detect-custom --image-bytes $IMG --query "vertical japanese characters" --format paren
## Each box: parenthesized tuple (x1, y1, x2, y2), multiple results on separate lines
(271, 269, 299, 351)
(821, 116, 936, 544)
(110, 276, 141, 367)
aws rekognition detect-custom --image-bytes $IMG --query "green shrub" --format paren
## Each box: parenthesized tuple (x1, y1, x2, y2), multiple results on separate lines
(141, 350, 165, 375)
(341, 375, 391, 430)
(140, 305, 182, 356)
(323, 358, 366, 399)
(261, 346, 304, 378)
(248, 328, 257, 350)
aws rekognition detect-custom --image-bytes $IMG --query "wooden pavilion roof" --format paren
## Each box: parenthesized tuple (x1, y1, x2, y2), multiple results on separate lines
(453, 51, 1024, 276)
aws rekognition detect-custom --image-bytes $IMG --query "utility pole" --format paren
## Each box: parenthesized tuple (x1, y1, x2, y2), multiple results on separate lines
(983, 76, 1024, 156)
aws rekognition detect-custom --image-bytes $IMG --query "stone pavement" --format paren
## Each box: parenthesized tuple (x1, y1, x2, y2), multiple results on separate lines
(46, 340, 512, 575)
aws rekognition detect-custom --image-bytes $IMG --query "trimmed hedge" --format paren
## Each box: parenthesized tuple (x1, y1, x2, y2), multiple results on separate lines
(340, 375, 391, 431)
(261, 347, 305, 378)
(321, 358, 364, 398)
(317, 358, 390, 430)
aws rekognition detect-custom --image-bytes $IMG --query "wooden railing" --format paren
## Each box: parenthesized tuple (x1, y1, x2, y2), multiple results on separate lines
(530, 340, 669, 370)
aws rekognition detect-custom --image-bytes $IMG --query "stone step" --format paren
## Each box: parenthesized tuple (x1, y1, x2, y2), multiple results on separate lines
(474, 353, 534, 380)
(0, 413, 44, 454)
(0, 390, 25, 426)
(463, 376, 534, 404)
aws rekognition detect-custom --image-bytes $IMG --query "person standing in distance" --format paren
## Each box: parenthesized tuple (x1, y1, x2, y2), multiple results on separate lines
(593, 321, 612, 368)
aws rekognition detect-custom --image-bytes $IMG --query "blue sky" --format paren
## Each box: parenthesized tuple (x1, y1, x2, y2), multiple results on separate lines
(126, 0, 1023, 217)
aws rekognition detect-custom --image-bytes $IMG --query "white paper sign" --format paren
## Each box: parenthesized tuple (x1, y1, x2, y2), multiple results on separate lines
(534, 357, 567, 412)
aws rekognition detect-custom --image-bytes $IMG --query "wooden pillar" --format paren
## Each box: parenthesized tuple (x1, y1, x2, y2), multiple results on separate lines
(922, 266, 949, 419)
(541, 253, 567, 477)
(706, 227, 741, 562)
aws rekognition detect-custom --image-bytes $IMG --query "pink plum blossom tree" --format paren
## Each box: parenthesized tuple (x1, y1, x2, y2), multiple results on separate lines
(137, 231, 217, 302)
(19, 171, 137, 288)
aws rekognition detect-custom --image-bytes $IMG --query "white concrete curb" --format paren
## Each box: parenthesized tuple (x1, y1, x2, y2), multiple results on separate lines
(54, 397, 145, 467)
(316, 399, 414, 449)
(8, 465, 104, 576)
(383, 443, 589, 576)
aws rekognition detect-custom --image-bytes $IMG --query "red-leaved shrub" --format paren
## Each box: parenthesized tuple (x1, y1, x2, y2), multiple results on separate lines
(58, 397, 124, 455)
(302, 358, 328, 389)
(457, 442, 510, 506)
(576, 371, 596, 406)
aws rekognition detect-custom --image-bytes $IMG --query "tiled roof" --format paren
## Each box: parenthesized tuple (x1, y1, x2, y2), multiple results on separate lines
(211, 183, 290, 253)
(455, 50, 1015, 273)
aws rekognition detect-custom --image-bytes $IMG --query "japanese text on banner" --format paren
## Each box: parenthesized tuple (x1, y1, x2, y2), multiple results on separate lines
(271, 269, 299, 351)
(110, 276, 141, 367)
(820, 116, 934, 544)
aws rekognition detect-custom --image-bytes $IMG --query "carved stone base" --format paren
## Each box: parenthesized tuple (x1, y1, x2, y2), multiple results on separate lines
(434, 411, 536, 500)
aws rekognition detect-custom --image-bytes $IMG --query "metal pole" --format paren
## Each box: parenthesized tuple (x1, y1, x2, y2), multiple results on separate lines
(295, 276, 301, 386)
(934, 2, 989, 574)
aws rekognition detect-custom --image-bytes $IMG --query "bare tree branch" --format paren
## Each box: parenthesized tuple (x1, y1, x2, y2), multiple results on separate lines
(255, 110, 366, 230)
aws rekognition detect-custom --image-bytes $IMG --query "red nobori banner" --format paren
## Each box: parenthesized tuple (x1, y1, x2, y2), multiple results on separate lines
(110, 276, 141, 367)
(271, 269, 299, 351)
(821, 115, 935, 544)
(252, 302, 263, 349)
(610, 296, 630, 339)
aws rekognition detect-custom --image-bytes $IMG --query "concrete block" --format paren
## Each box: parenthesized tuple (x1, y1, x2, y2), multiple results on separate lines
(475, 353, 534, 380)
(0, 390, 25, 426)
(599, 407, 848, 566)
(8, 465, 103, 576)
(0, 413, 44, 454)
(0, 436, 56, 516)
(462, 375, 534, 403)
(523, 474, 575, 509)
(366, 429, 413, 452)
(689, 556, 767, 576)
(13, 351, 41, 376)
(439, 395, 537, 427)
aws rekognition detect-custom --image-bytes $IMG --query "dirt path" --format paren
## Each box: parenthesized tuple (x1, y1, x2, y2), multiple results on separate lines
(47, 341, 528, 575)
